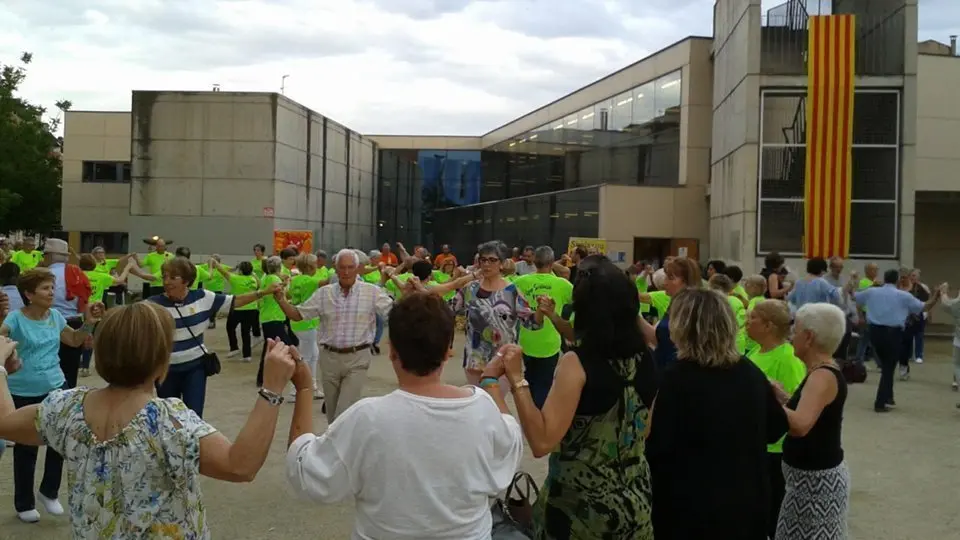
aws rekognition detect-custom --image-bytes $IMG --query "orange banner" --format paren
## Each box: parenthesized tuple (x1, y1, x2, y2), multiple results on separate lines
(804, 14, 855, 258)
(273, 230, 313, 255)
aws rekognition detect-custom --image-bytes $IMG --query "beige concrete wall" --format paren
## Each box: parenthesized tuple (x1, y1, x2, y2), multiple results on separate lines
(682, 38, 714, 189)
(916, 54, 960, 192)
(899, 0, 919, 268)
(710, 0, 762, 270)
(366, 135, 482, 150)
(915, 199, 960, 298)
(61, 111, 132, 233)
(598, 184, 709, 263)
(480, 38, 708, 148)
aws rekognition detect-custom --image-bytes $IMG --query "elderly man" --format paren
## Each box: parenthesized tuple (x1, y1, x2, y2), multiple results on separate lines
(515, 246, 536, 276)
(276, 248, 393, 423)
(41, 239, 92, 390)
(380, 243, 399, 266)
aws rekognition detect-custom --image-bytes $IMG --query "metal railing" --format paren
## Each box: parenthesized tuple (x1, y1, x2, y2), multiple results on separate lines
(760, 5, 906, 75)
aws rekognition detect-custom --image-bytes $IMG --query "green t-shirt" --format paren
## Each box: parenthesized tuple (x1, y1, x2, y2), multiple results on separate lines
(199, 264, 229, 292)
(94, 259, 119, 274)
(281, 265, 293, 276)
(728, 295, 747, 354)
(143, 252, 173, 286)
(363, 270, 382, 285)
(252, 257, 266, 278)
(649, 290, 671, 319)
(433, 271, 455, 301)
(316, 266, 331, 282)
(734, 284, 748, 300)
(744, 296, 765, 352)
(386, 273, 411, 298)
(858, 277, 874, 312)
(504, 275, 518, 284)
(229, 274, 259, 311)
(636, 276, 650, 314)
(513, 272, 574, 358)
(289, 273, 323, 332)
(11, 250, 39, 271)
(746, 342, 807, 453)
(259, 274, 286, 323)
(84, 270, 115, 303)
(190, 265, 211, 290)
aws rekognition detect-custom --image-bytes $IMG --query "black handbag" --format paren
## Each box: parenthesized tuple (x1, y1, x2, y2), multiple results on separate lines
(173, 305, 221, 377)
(491, 471, 539, 539)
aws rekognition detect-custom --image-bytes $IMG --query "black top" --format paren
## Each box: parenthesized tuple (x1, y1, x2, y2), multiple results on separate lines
(574, 345, 657, 416)
(783, 365, 847, 471)
(646, 359, 788, 540)
(760, 267, 788, 299)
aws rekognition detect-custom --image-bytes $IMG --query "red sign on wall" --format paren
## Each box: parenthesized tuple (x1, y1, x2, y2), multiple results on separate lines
(262, 207, 275, 218)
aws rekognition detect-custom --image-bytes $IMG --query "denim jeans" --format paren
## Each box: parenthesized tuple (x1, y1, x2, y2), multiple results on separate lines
(913, 317, 926, 359)
(157, 357, 208, 417)
(374, 314, 384, 346)
(522, 353, 560, 409)
(870, 324, 903, 409)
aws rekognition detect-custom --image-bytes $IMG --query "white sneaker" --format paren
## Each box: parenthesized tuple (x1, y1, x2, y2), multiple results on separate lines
(241, 357, 252, 363)
(227, 350, 240, 359)
(17, 509, 40, 523)
(899, 365, 910, 381)
(952, 381, 958, 391)
(915, 357, 924, 364)
(38, 493, 64, 516)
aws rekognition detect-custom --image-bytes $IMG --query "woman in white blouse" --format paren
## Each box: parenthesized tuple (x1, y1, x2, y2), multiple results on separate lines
(0, 301, 298, 538)
(285, 291, 524, 539)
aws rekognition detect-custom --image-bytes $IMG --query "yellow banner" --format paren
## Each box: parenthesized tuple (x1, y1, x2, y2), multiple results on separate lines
(567, 237, 606, 257)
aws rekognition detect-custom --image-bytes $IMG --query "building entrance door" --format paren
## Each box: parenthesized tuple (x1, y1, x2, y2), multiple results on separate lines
(633, 237, 700, 267)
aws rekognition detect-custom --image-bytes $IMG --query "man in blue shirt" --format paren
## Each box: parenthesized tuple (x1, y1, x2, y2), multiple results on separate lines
(854, 269, 940, 412)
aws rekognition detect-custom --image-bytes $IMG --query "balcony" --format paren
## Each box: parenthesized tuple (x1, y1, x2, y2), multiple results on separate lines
(760, 3, 906, 76)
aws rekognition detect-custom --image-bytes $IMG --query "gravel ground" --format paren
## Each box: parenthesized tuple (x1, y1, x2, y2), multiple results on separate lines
(0, 332, 957, 539)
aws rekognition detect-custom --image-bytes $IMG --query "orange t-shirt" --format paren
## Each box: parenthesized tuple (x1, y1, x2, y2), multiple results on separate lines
(434, 253, 457, 268)
(382, 252, 399, 266)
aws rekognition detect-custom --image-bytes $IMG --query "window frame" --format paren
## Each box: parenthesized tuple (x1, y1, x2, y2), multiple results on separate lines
(81, 161, 131, 184)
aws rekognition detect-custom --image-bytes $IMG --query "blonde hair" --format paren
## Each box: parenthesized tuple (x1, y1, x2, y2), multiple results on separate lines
(295, 252, 318, 275)
(708, 274, 734, 294)
(744, 274, 767, 296)
(94, 302, 175, 387)
(749, 299, 791, 341)
(501, 258, 516, 276)
(669, 288, 740, 367)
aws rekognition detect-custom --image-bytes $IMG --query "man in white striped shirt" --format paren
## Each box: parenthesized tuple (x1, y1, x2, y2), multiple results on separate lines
(149, 256, 274, 417)
(276, 248, 393, 423)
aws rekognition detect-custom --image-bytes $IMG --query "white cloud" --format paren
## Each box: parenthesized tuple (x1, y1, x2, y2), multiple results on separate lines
(1, 0, 956, 135)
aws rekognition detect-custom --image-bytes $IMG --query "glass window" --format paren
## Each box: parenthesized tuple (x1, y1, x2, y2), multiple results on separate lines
(759, 147, 806, 198)
(851, 147, 897, 200)
(579, 107, 597, 131)
(80, 232, 129, 254)
(610, 91, 634, 131)
(853, 91, 898, 145)
(758, 200, 804, 254)
(595, 101, 611, 131)
(761, 94, 806, 145)
(655, 71, 682, 117)
(81, 161, 131, 183)
(850, 202, 896, 256)
(632, 82, 655, 127)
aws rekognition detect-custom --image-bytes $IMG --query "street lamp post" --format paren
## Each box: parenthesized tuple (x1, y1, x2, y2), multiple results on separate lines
(281, 75, 290, 95)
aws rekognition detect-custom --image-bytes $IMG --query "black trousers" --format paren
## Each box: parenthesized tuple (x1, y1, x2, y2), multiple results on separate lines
(227, 309, 259, 358)
(899, 322, 921, 367)
(256, 321, 298, 387)
(767, 452, 785, 539)
(870, 324, 903, 408)
(12, 393, 64, 512)
(60, 318, 84, 390)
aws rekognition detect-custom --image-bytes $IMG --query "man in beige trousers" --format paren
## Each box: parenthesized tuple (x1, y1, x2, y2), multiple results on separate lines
(276, 248, 393, 423)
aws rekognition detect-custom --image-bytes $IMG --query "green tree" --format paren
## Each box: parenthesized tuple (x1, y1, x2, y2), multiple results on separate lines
(0, 52, 71, 234)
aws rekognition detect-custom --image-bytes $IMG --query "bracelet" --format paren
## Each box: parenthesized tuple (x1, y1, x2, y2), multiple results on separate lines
(479, 376, 500, 388)
(81, 322, 97, 335)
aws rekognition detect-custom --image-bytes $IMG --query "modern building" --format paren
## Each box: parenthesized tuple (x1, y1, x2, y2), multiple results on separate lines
(62, 91, 378, 263)
(61, 0, 960, 286)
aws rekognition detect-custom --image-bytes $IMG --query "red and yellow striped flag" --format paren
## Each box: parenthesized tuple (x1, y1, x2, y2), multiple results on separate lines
(804, 14, 855, 258)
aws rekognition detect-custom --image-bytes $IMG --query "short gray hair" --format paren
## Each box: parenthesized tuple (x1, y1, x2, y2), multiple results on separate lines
(794, 303, 846, 353)
(652, 268, 666, 289)
(477, 241, 507, 261)
(533, 246, 554, 268)
(334, 248, 360, 266)
(316, 249, 328, 259)
(263, 256, 283, 275)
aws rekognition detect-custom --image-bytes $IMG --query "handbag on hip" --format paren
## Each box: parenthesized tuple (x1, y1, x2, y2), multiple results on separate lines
(174, 305, 221, 377)
(491, 471, 539, 539)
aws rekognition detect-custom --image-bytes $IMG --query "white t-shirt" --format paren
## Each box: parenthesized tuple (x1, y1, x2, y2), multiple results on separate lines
(286, 388, 524, 540)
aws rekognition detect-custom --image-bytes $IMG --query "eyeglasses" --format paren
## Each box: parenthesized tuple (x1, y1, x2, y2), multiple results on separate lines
(478, 256, 501, 265)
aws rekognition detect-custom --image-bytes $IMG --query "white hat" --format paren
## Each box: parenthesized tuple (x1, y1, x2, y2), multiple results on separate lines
(43, 238, 69, 255)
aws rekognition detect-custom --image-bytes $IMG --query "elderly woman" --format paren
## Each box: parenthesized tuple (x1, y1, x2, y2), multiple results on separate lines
(148, 257, 271, 417)
(646, 288, 788, 540)
(746, 299, 808, 538)
(773, 303, 850, 540)
(285, 292, 524, 539)
(486, 255, 656, 538)
(287, 253, 326, 400)
(431, 241, 547, 387)
(0, 302, 298, 537)
(638, 256, 701, 371)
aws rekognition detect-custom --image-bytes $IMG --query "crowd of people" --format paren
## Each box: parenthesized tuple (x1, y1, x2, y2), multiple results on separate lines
(0, 234, 950, 539)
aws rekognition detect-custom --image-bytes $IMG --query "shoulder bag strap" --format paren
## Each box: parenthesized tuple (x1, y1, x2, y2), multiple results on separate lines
(173, 304, 209, 355)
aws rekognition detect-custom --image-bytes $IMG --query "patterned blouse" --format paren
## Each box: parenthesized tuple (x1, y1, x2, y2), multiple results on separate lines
(36, 387, 217, 538)
(453, 281, 542, 371)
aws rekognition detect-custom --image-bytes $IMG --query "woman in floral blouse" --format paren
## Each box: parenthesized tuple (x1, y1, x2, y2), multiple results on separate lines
(0, 301, 298, 538)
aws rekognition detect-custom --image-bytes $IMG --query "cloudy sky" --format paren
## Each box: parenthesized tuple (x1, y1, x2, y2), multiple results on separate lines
(1, 0, 956, 136)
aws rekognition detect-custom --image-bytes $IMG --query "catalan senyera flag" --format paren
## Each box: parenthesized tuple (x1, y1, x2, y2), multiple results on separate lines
(804, 14, 855, 259)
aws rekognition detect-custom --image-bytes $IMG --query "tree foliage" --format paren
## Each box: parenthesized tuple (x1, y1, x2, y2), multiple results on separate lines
(0, 52, 71, 234)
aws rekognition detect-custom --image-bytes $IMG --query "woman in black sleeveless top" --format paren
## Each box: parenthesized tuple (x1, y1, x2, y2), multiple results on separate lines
(761, 252, 792, 300)
(773, 303, 850, 540)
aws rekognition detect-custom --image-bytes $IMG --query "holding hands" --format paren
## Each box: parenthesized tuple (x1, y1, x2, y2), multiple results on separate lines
(482, 344, 524, 383)
(261, 338, 299, 393)
(0, 336, 21, 375)
(84, 301, 106, 323)
(536, 296, 556, 316)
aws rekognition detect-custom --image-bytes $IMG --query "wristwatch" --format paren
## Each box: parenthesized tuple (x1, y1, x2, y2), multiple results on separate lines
(511, 378, 530, 392)
(258, 387, 285, 406)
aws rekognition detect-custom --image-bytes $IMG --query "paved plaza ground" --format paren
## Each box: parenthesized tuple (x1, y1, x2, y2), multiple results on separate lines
(0, 331, 958, 539)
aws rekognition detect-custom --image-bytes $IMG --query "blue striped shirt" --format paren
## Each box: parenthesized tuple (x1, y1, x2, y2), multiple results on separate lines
(854, 284, 924, 328)
(148, 289, 233, 364)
